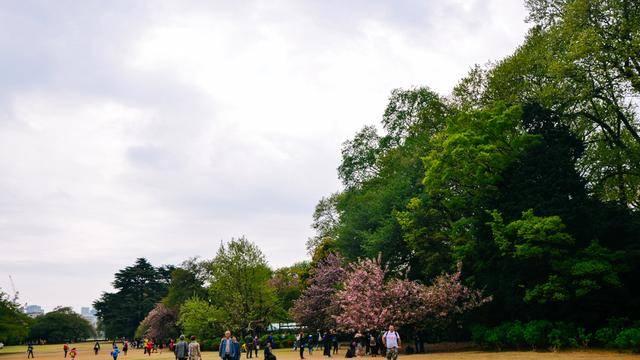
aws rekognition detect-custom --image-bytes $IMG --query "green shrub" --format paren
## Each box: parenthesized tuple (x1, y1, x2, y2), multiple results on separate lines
(615, 328, 640, 353)
(470, 324, 488, 346)
(595, 327, 619, 347)
(504, 321, 525, 348)
(524, 320, 552, 350)
(576, 327, 592, 348)
(547, 322, 578, 351)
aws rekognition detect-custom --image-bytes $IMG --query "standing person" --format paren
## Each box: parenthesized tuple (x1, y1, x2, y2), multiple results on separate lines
(253, 336, 259, 358)
(220, 331, 236, 360)
(26, 343, 34, 358)
(232, 337, 241, 360)
(244, 335, 253, 359)
(353, 331, 365, 357)
(146, 340, 153, 356)
(123, 342, 129, 356)
(322, 331, 331, 357)
(331, 331, 338, 355)
(169, 339, 175, 357)
(111, 346, 121, 360)
(298, 332, 305, 360)
(69, 348, 78, 360)
(175, 336, 189, 360)
(94, 341, 101, 355)
(266, 334, 273, 349)
(188, 336, 201, 360)
(381, 325, 400, 360)
(63, 343, 69, 358)
(369, 333, 378, 357)
(307, 334, 314, 356)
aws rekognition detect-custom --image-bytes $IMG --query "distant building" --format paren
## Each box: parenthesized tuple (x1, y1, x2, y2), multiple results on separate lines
(81, 306, 98, 327)
(23, 304, 44, 317)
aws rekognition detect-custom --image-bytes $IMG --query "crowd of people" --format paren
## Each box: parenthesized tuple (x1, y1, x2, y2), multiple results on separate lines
(293, 325, 401, 360)
(25, 324, 404, 360)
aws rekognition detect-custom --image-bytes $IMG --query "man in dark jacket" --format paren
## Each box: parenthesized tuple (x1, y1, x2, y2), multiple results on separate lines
(175, 335, 189, 360)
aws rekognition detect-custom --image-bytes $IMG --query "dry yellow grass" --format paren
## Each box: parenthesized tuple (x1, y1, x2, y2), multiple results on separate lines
(0, 342, 635, 360)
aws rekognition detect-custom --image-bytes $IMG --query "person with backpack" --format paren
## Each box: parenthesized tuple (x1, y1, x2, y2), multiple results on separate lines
(381, 325, 401, 360)
(111, 346, 121, 360)
(69, 347, 78, 360)
(175, 335, 189, 360)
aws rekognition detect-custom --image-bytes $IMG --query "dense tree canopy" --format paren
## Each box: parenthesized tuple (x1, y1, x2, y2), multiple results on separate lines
(0, 290, 31, 344)
(29, 307, 94, 343)
(94, 258, 172, 338)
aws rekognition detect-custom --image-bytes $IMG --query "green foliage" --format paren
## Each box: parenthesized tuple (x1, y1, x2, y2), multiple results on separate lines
(29, 307, 94, 343)
(206, 237, 280, 331)
(523, 320, 552, 350)
(94, 258, 171, 338)
(178, 297, 224, 340)
(0, 290, 31, 344)
(615, 328, 640, 353)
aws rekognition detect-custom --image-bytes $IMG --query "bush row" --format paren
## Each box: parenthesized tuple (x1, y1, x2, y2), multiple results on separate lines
(471, 320, 640, 352)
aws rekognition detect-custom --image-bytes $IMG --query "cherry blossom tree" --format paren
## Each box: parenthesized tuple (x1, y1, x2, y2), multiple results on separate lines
(136, 303, 180, 339)
(291, 253, 345, 329)
(333, 258, 490, 330)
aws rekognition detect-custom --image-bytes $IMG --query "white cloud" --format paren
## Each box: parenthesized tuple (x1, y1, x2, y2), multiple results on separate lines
(0, 0, 530, 312)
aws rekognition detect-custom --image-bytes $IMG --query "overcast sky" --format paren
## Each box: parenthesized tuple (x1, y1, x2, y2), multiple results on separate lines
(0, 0, 530, 312)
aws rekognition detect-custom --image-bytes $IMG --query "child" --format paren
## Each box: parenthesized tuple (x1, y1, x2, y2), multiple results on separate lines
(69, 348, 78, 360)
(111, 346, 120, 360)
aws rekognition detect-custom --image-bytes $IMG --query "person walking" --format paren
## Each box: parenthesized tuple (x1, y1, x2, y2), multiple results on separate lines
(175, 336, 189, 360)
(94, 341, 101, 355)
(69, 348, 78, 360)
(381, 325, 401, 360)
(188, 336, 201, 360)
(111, 346, 121, 360)
(169, 339, 176, 359)
(244, 335, 253, 359)
(26, 343, 34, 358)
(123, 342, 129, 356)
(263, 343, 275, 360)
(63, 343, 69, 358)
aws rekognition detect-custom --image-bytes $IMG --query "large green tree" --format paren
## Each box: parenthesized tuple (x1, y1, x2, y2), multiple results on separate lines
(0, 290, 31, 344)
(205, 237, 280, 332)
(29, 307, 94, 343)
(94, 258, 171, 338)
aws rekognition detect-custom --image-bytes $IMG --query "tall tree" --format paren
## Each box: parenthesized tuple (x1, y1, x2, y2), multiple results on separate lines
(94, 258, 170, 338)
(206, 237, 279, 332)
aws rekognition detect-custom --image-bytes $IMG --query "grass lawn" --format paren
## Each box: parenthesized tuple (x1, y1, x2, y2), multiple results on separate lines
(0, 342, 634, 360)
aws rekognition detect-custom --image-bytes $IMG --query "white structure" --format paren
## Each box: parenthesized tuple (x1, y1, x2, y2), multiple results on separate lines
(23, 304, 44, 317)
(81, 307, 98, 327)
